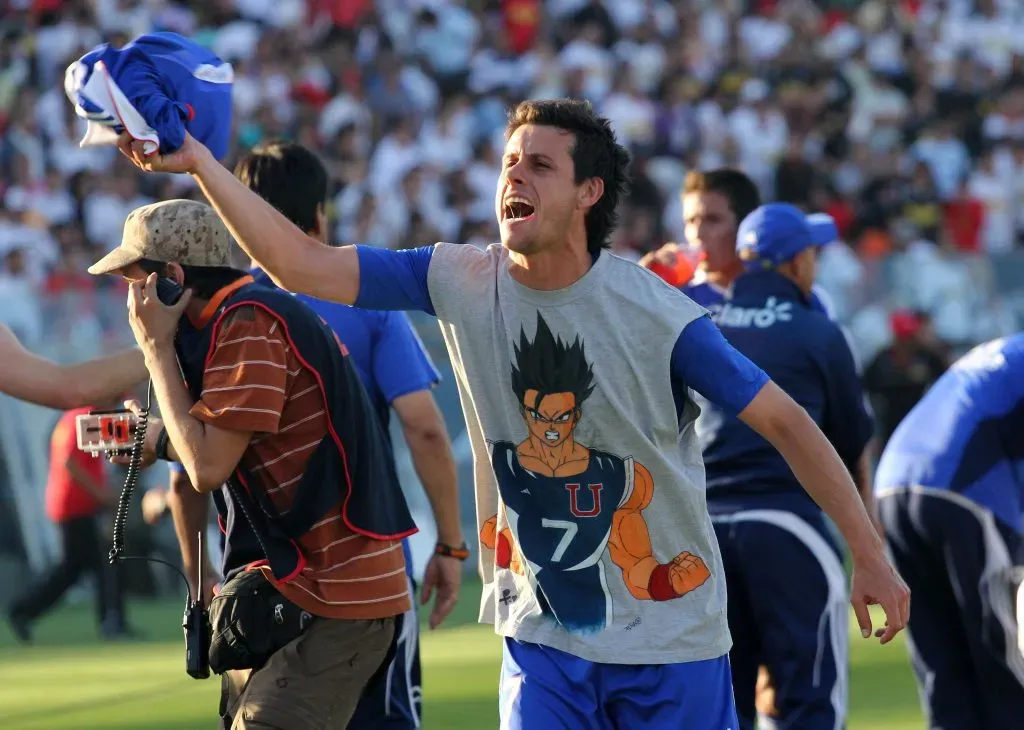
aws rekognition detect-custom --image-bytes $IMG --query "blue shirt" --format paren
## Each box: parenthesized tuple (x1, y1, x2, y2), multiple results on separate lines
(695, 270, 874, 517)
(683, 276, 836, 320)
(875, 335, 1024, 534)
(355, 245, 769, 424)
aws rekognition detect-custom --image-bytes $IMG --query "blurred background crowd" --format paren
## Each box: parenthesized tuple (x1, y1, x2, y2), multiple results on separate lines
(1, 0, 1024, 595)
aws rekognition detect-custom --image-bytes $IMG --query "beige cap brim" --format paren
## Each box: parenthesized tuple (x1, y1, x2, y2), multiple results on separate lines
(87, 246, 144, 276)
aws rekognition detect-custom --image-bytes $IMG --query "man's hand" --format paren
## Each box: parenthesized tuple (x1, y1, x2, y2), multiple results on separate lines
(128, 273, 192, 353)
(756, 666, 778, 718)
(850, 549, 910, 644)
(637, 243, 696, 287)
(638, 242, 685, 270)
(109, 401, 162, 468)
(420, 554, 461, 630)
(118, 132, 203, 175)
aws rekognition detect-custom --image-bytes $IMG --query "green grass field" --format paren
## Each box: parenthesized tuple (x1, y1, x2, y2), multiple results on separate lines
(0, 582, 923, 729)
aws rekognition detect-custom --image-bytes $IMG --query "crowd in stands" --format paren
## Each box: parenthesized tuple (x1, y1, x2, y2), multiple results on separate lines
(1, 0, 1024, 369)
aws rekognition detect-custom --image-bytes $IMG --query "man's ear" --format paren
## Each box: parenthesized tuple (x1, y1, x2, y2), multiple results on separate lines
(312, 203, 326, 239)
(577, 177, 605, 212)
(165, 262, 186, 286)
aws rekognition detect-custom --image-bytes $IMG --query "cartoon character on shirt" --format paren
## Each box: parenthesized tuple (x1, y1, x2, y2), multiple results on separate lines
(480, 313, 711, 632)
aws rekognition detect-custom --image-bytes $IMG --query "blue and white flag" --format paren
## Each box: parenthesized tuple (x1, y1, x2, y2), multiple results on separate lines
(64, 32, 234, 160)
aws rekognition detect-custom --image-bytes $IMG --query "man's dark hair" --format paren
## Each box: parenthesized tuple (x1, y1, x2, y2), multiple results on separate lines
(138, 259, 247, 300)
(505, 99, 631, 256)
(683, 169, 761, 226)
(233, 141, 329, 234)
(510, 313, 596, 411)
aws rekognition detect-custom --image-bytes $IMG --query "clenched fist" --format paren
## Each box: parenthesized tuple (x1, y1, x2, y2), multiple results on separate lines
(668, 551, 711, 595)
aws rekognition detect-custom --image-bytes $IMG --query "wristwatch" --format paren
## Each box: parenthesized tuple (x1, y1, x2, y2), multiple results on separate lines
(154, 426, 171, 462)
(435, 541, 470, 561)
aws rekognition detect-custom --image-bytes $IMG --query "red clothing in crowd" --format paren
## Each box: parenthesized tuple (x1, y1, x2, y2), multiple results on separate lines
(945, 197, 984, 252)
(503, 0, 541, 54)
(45, 408, 106, 523)
(307, 0, 369, 28)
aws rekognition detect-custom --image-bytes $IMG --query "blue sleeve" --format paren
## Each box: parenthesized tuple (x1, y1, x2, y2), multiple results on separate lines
(168, 462, 185, 474)
(820, 326, 875, 466)
(373, 311, 442, 403)
(353, 245, 436, 315)
(671, 316, 770, 416)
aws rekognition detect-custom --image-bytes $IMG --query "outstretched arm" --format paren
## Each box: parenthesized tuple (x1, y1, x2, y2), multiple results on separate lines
(674, 316, 909, 644)
(117, 134, 435, 312)
(0, 324, 146, 409)
(607, 463, 710, 601)
(189, 145, 361, 302)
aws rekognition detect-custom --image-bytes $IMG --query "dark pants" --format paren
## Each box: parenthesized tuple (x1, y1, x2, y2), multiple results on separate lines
(9, 514, 126, 632)
(348, 577, 422, 729)
(713, 509, 848, 730)
(879, 487, 1024, 730)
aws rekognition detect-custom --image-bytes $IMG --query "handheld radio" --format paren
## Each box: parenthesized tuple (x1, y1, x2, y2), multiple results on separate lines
(89, 274, 210, 678)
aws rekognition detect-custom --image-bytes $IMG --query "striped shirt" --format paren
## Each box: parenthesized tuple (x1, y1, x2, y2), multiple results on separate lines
(189, 296, 410, 620)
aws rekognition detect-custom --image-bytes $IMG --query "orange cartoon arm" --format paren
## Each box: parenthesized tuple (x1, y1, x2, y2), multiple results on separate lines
(606, 462, 711, 601)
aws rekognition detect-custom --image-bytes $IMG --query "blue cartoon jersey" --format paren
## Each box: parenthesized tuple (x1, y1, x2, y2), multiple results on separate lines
(490, 441, 630, 632)
(876, 335, 1024, 534)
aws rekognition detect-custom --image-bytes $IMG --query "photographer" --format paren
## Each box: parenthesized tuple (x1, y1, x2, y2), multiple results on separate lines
(89, 199, 418, 729)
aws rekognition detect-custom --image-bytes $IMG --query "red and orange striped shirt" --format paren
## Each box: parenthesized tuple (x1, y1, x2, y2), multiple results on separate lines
(189, 288, 410, 620)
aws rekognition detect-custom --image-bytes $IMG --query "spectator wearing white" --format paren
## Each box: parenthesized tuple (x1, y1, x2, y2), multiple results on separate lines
(910, 120, 971, 201)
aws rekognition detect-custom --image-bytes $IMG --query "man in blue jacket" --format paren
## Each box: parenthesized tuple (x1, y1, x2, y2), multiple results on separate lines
(875, 334, 1024, 730)
(696, 203, 878, 729)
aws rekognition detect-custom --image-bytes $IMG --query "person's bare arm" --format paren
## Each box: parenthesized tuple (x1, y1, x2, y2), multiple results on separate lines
(145, 346, 251, 493)
(392, 390, 462, 546)
(0, 324, 146, 409)
(738, 381, 910, 643)
(856, 440, 883, 537)
(392, 389, 464, 629)
(187, 143, 360, 303)
(167, 469, 219, 601)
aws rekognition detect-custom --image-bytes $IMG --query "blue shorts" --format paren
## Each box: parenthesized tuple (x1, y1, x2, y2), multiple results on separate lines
(498, 638, 738, 730)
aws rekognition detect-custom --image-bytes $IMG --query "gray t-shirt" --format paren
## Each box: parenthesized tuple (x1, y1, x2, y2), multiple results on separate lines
(425, 243, 731, 664)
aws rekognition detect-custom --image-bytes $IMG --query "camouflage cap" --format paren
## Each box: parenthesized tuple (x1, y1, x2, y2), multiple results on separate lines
(88, 199, 232, 275)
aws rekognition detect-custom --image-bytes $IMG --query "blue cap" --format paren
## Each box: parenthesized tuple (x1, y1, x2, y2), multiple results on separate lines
(736, 203, 817, 269)
(805, 212, 838, 246)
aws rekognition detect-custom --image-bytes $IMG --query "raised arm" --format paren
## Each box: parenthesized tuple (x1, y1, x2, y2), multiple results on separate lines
(0, 324, 146, 409)
(190, 143, 360, 302)
(118, 133, 435, 312)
